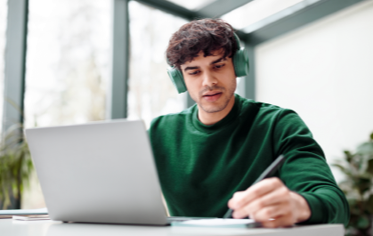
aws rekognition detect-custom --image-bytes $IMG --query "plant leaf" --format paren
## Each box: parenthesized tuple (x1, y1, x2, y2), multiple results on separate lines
(357, 215, 370, 229)
(366, 195, 373, 214)
(357, 142, 373, 156)
(331, 163, 346, 172)
(331, 163, 354, 178)
(367, 159, 373, 175)
(357, 178, 371, 195)
(344, 150, 353, 163)
(0, 122, 33, 209)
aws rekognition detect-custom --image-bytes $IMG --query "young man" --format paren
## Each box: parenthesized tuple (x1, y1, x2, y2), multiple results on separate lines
(148, 19, 349, 228)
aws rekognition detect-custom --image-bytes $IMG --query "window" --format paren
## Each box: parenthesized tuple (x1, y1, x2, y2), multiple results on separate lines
(23, 0, 111, 209)
(128, 1, 187, 128)
(166, 0, 214, 10)
(25, 0, 111, 129)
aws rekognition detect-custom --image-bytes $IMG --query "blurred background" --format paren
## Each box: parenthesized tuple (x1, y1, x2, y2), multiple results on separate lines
(1, 0, 372, 212)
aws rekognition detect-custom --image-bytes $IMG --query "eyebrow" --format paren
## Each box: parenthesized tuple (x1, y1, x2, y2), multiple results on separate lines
(183, 56, 227, 72)
(211, 56, 226, 65)
(184, 66, 199, 72)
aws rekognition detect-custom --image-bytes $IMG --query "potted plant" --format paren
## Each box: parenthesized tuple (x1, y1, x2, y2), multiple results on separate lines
(0, 123, 33, 209)
(333, 132, 373, 236)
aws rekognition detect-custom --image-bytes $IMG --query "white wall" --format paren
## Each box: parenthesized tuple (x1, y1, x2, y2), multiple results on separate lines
(256, 1, 373, 180)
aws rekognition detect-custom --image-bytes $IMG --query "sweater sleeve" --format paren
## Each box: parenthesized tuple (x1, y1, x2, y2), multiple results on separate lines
(273, 109, 349, 226)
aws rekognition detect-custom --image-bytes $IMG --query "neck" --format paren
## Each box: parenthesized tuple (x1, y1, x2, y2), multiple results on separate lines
(198, 96, 235, 126)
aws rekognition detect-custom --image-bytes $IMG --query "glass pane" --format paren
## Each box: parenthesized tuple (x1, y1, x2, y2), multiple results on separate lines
(166, 0, 215, 10)
(222, 0, 307, 30)
(23, 0, 111, 209)
(128, 1, 187, 128)
(25, 0, 111, 128)
(0, 0, 7, 134)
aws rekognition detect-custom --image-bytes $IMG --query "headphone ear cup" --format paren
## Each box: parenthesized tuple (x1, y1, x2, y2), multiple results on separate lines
(233, 48, 250, 77)
(167, 67, 187, 94)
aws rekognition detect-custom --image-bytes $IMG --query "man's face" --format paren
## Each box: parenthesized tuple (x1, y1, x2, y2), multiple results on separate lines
(180, 50, 236, 115)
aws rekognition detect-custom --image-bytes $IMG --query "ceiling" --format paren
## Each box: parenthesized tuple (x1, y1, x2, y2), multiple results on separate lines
(134, 0, 366, 45)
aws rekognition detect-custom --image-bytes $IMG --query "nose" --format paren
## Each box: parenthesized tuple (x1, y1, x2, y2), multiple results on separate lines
(202, 71, 218, 88)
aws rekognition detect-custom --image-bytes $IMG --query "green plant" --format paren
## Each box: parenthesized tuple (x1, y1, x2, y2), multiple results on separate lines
(0, 123, 33, 209)
(333, 132, 373, 236)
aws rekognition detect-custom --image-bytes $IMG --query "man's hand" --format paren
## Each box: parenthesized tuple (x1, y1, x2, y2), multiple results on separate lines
(227, 177, 311, 228)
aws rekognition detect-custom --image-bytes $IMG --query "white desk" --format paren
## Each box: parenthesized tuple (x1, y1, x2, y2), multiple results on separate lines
(1, 219, 344, 236)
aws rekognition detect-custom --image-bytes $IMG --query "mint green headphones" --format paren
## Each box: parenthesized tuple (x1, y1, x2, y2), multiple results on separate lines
(167, 33, 250, 94)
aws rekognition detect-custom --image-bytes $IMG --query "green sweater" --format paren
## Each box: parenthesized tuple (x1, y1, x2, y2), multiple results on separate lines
(149, 94, 349, 225)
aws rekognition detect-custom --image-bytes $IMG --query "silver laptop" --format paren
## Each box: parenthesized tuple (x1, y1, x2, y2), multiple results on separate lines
(25, 119, 193, 225)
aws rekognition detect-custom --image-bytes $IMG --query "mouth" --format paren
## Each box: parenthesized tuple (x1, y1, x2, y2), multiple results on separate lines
(202, 91, 223, 102)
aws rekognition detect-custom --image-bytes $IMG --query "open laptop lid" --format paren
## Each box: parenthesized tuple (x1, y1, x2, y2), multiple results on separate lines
(25, 119, 168, 225)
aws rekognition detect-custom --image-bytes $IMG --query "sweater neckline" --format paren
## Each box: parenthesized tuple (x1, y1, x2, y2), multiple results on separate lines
(191, 94, 241, 133)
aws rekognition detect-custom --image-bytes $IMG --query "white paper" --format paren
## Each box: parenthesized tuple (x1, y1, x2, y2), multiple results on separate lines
(12, 215, 50, 221)
(0, 208, 48, 215)
(176, 218, 255, 226)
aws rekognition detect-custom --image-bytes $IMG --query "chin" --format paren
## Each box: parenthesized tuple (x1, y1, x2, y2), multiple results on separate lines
(200, 102, 228, 113)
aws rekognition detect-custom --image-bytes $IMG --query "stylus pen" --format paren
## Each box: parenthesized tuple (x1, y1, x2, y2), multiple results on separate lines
(223, 154, 286, 219)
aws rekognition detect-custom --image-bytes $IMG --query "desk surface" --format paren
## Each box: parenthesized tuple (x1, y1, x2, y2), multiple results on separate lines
(1, 219, 344, 236)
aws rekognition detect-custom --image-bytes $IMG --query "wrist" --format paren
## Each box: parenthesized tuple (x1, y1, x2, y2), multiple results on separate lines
(290, 191, 311, 223)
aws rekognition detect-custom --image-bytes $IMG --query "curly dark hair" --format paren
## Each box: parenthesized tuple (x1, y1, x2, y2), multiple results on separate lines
(166, 19, 237, 70)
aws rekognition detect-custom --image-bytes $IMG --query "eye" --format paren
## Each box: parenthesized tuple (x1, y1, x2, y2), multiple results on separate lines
(214, 63, 225, 70)
(188, 70, 200, 76)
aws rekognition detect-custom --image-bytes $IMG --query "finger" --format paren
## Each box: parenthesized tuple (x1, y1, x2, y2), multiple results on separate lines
(233, 194, 286, 220)
(227, 191, 245, 208)
(229, 177, 282, 209)
(251, 203, 290, 222)
(261, 213, 295, 228)
(243, 185, 290, 216)
(231, 182, 290, 219)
